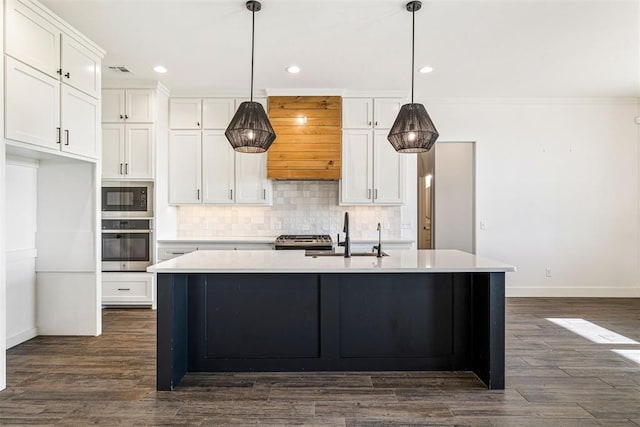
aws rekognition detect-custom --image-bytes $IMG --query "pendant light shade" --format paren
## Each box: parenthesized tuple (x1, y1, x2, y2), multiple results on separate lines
(225, 0, 276, 153)
(387, 0, 439, 153)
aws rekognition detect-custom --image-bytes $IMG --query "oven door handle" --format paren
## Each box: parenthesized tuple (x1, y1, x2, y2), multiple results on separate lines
(101, 230, 152, 234)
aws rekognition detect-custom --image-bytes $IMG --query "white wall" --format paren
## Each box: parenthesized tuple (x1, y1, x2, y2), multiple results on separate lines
(1, 0, 6, 391)
(426, 98, 640, 297)
(5, 159, 38, 348)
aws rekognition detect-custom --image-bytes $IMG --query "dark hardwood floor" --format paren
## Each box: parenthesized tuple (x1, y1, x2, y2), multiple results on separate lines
(1, 298, 639, 426)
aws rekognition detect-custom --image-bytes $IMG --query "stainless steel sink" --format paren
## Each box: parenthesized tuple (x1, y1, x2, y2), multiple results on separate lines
(305, 250, 389, 257)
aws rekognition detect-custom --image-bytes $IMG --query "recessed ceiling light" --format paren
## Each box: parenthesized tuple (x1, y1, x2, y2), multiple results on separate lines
(419, 66, 434, 74)
(153, 65, 168, 74)
(286, 65, 301, 74)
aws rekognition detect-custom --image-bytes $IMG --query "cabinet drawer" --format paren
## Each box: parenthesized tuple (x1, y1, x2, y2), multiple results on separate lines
(158, 246, 198, 261)
(102, 273, 153, 305)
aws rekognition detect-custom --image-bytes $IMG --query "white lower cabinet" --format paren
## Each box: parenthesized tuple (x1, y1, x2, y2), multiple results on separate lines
(169, 130, 271, 206)
(157, 242, 274, 262)
(102, 272, 154, 307)
(341, 129, 405, 205)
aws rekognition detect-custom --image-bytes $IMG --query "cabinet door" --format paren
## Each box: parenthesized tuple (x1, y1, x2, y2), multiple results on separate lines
(5, 57, 60, 150)
(102, 124, 125, 179)
(126, 124, 154, 179)
(373, 98, 402, 129)
(343, 98, 373, 129)
(61, 85, 100, 158)
(202, 131, 235, 204)
(61, 34, 101, 98)
(126, 89, 154, 123)
(102, 89, 125, 123)
(341, 130, 373, 205)
(202, 98, 235, 129)
(170, 98, 202, 129)
(235, 152, 270, 205)
(5, 0, 61, 79)
(169, 131, 202, 204)
(373, 130, 405, 205)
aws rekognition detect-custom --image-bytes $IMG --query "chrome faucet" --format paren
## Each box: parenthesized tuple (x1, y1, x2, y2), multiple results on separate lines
(337, 212, 351, 258)
(373, 222, 383, 258)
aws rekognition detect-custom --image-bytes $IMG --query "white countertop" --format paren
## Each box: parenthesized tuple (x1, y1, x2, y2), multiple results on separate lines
(148, 249, 516, 274)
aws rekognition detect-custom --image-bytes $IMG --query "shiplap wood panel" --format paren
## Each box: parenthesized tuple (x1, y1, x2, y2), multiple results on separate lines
(267, 96, 342, 180)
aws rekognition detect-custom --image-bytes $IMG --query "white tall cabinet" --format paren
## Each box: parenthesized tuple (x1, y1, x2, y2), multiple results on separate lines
(168, 97, 271, 206)
(341, 97, 406, 205)
(2, 0, 105, 364)
(102, 89, 155, 180)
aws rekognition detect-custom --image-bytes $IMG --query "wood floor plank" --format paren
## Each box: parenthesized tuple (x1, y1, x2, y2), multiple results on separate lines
(0, 299, 639, 425)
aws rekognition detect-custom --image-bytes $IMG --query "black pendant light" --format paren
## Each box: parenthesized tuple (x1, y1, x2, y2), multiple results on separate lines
(225, 0, 276, 153)
(387, 1, 439, 153)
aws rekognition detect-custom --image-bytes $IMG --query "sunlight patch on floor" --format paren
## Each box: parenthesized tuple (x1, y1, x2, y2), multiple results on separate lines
(546, 318, 639, 344)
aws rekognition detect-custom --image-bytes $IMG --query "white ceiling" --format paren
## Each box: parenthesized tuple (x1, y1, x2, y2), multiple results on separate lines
(41, 0, 640, 98)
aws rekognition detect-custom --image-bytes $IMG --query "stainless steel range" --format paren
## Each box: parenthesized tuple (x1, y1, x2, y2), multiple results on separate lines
(274, 235, 333, 251)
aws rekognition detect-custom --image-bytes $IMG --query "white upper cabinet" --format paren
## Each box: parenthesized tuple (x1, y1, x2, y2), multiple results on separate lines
(235, 152, 270, 205)
(102, 90, 126, 123)
(5, 57, 60, 150)
(60, 34, 100, 98)
(373, 98, 402, 129)
(5, 0, 60, 79)
(60, 85, 99, 158)
(340, 129, 405, 206)
(102, 89, 154, 123)
(202, 98, 235, 129)
(102, 124, 125, 179)
(169, 131, 202, 204)
(170, 98, 202, 129)
(341, 130, 373, 205)
(125, 124, 154, 179)
(342, 98, 373, 129)
(372, 130, 405, 204)
(343, 97, 402, 129)
(202, 131, 235, 204)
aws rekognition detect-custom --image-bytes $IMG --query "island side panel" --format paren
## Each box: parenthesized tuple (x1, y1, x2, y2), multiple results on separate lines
(471, 272, 506, 389)
(156, 273, 189, 391)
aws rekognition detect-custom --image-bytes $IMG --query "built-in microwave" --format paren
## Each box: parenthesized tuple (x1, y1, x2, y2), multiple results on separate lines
(101, 184, 152, 217)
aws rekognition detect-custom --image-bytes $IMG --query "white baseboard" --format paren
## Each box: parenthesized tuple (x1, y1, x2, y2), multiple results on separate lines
(6, 327, 38, 349)
(506, 287, 640, 298)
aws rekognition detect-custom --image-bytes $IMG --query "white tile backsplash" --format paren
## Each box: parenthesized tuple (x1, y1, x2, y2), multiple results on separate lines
(177, 181, 401, 239)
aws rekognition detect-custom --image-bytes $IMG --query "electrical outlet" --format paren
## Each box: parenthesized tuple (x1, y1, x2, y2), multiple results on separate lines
(202, 221, 208, 230)
(545, 268, 552, 278)
(480, 221, 487, 230)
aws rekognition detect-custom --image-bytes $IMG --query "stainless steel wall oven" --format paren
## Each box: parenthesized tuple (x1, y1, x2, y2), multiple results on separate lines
(101, 219, 152, 271)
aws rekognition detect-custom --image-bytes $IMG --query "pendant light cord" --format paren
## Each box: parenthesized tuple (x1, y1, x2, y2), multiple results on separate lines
(411, 6, 415, 104)
(250, 6, 255, 103)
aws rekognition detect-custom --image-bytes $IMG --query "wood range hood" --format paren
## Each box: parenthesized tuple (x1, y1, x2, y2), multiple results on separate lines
(267, 96, 341, 180)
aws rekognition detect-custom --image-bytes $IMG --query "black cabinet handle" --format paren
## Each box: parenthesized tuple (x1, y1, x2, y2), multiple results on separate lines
(64, 72, 70, 78)
(125, 163, 129, 174)
(119, 163, 123, 174)
(197, 122, 200, 127)
(125, 115, 129, 119)
(119, 114, 124, 119)
(64, 129, 69, 146)
(197, 189, 200, 200)
(56, 69, 62, 75)
(117, 288, 130, 291)
(56, 127, 61, 144)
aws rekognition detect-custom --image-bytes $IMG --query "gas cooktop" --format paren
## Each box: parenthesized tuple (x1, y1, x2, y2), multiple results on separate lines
(274, 235, 333, 250)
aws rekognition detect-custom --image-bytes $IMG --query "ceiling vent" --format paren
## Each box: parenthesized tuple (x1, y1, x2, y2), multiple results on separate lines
(107, 66, 133, 74)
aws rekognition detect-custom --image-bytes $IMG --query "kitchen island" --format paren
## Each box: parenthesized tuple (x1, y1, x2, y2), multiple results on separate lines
(149, 249, 515, 391)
